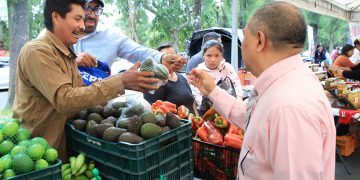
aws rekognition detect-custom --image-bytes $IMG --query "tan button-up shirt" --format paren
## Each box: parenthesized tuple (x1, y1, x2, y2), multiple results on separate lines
(13, 30, 125, 161)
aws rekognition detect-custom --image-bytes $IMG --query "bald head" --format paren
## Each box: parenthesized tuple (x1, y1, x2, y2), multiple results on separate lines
(248, 2, 306, 51)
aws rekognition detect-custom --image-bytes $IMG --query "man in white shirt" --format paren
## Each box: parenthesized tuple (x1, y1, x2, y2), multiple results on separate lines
(350, 38, 360, 64)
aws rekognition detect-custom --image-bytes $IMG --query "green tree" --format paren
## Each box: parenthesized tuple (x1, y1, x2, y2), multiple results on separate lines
(29, 0, 44, 39)
(304, 11, 320, 46)
(318, 16, 348, 51)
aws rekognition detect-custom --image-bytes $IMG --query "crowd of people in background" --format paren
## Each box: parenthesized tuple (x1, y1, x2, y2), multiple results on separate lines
(308, 38, 360, 81)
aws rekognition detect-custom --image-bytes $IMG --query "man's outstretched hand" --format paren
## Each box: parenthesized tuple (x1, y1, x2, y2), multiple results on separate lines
(161, 54, 187, 72)
(120, 62, 160, 93)
(188, 68, 216, 96)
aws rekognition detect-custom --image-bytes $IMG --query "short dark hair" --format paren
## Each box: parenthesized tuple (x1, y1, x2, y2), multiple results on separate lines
(354, 38, 360, 46)
(248, 1, 306, 50)
(44, 0, 86, 32)
(202, 32, 221, 46)
(341, 44, 355, 56)
(157, 42, 175, 52)
(202, 40, 223, 55)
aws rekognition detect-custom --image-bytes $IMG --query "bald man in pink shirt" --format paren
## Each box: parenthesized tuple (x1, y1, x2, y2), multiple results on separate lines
(189, 2, 335, 180)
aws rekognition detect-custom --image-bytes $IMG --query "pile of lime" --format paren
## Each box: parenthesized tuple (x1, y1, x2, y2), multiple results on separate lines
(0, 118, 58, 179)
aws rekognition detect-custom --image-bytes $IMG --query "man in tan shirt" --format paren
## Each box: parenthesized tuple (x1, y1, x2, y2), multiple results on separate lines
(12, 0, 159, 161)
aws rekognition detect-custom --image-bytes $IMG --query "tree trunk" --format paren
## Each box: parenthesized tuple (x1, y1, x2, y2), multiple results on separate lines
(192, 0, 201, 31)
(312, 24, 318, 46)
(171, 30, 179, 50)
(6, 0, 29, 109)
(0, 17, 3, 44)
(128, 0, 139, 42)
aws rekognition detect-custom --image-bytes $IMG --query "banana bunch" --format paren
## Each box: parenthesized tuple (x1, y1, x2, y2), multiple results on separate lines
(62, 153, 99, 180)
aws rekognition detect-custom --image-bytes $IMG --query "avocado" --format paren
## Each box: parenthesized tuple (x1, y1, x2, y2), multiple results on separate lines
(100, 119, 114, 126)
(117, 108, 124, 116)
(155, 114, 166, 127)
(122, 104, 144, 117)
(141, 111, 157, 124)
(72, 119, 87, 132)
(85, 120, 97, 132)
(111, 101, 126, 110)
(118, 132, 144, 144)
(103, 127, 127, 142)
(86, 121, 99, 138)
(87, 113, 104, 124)
(166, 112, 181, 129)
(140, 123, 162, 139)
(75, 110, 88, 120)
(105, 116, 117, 125)
(161, 126, 171, 134)
(116, 116, 144, 135)
(102, 106, 118, 118)
(88, 105, 104, 114)
(95, 123, 114, 138)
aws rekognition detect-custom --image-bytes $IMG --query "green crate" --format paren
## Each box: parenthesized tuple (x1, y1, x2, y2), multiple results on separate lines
(7, 160, 62, 180)
(66, 120, 193, 180)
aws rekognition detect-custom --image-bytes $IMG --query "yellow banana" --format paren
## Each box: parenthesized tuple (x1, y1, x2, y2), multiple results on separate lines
(63, 173, 72, 180)
(70, 156, 77, 175)
(85, 170, 93, 179)
(87, 161, 95, 171)
(62, 163, 70, 172)
(74, 153, 85, 174)
(76, 163, 88, 176)
(62, 168, 72, 179)
(73, 175, 90, 180)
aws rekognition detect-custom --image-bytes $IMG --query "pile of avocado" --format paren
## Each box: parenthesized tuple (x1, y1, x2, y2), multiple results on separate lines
(72, 102, 183, 144)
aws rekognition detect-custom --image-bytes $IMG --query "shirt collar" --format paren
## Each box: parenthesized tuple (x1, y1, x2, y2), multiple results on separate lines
(44, 30, 77, 59)
(79, 27, 99, 40)
(254, 54, 303, 95)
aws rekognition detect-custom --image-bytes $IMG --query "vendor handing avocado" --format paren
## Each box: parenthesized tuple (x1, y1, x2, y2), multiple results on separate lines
(12, 0, 160, 162)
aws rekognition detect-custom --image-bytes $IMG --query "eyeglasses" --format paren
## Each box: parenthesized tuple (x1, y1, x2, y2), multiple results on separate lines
(84, 6, 103, 16)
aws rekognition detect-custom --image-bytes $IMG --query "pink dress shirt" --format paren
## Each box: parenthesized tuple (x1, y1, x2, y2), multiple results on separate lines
(208, 54, 336, 180)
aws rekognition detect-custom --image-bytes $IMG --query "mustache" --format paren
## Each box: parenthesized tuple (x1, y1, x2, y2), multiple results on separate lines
(84, 16, 97, 21)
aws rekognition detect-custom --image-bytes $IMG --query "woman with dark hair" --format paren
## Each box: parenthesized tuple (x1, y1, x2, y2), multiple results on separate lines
(333, 44, 356, 69)
(191, 40, 242, 115)
(314, 44, 327, 64)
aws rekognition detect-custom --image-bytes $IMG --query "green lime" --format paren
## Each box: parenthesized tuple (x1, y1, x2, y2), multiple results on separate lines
(2, 169, 16, 178)
(12, 153, 34, 174)
(28, 144, 46, 160)
(0, 140, 15, 155)
(1, 155, 13, 170)
(16, 128, 30, 142)
(2, 122, 19, 137)
(44, 148, 58, 163)
(30, 137, 48, 149)
(34, 159, 49, 170)
(18, 140, 31, 147)
(0, 159, 4, 173)
(9, 119, 20, 125)
(10, 145, 27, 157)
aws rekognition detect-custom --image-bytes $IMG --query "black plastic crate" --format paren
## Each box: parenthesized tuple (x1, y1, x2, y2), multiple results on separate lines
(66, 120, 193, 180)
(8, 160, 62, 180)
(193, 139, 240, 180)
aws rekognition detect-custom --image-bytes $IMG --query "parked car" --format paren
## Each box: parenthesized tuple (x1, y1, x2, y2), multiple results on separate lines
(0, 56, 9, 63)
(0, 64, 9, 90)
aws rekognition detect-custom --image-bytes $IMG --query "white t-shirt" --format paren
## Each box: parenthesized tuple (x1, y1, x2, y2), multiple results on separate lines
(350, 48, 360, 64)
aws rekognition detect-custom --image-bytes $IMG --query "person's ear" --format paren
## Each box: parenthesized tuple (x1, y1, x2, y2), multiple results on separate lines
(52, 12, 61, 27)
(256, 31, 266, 52)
